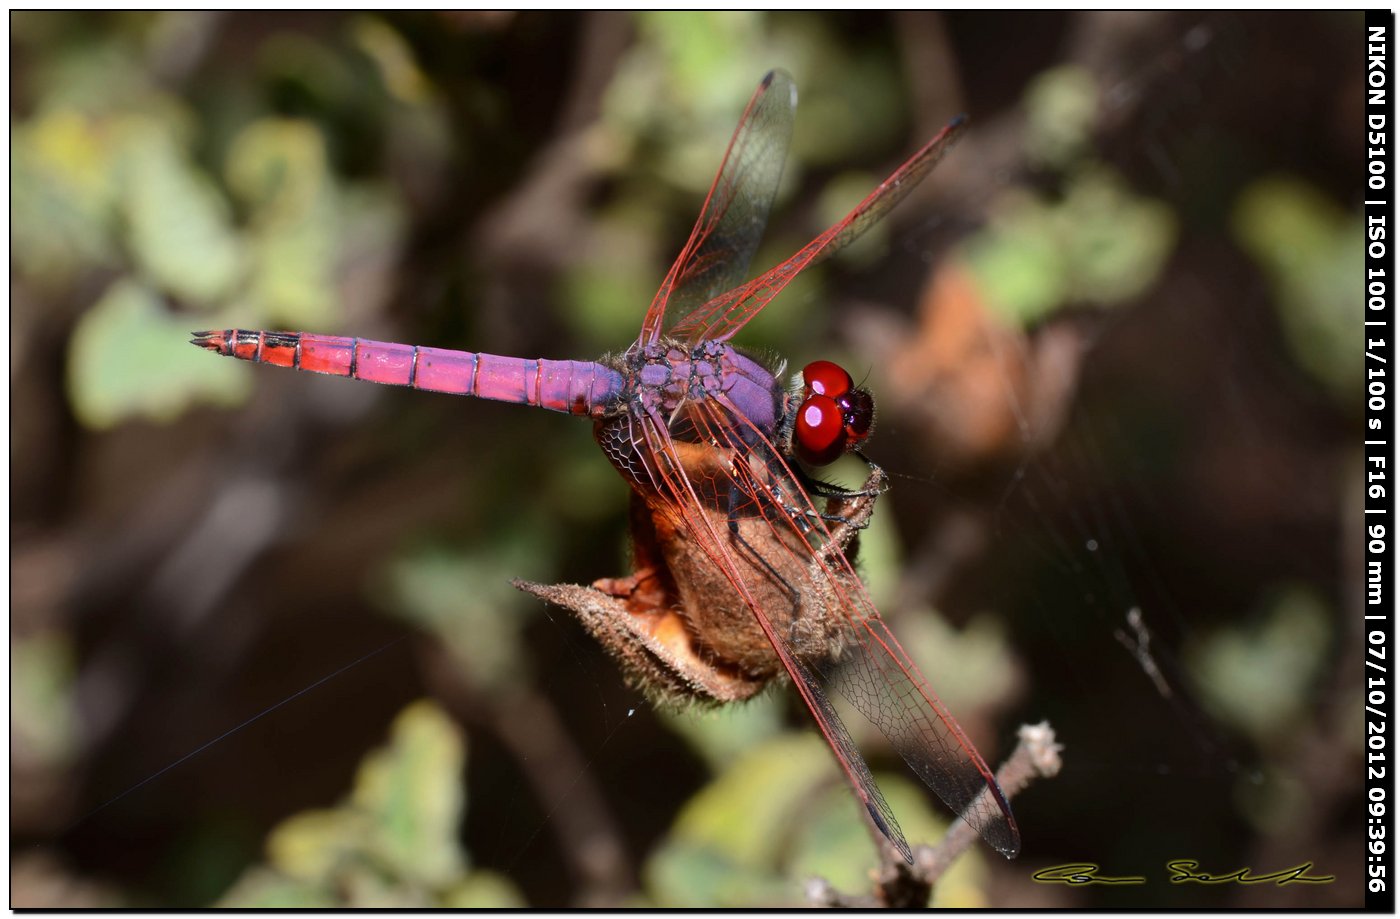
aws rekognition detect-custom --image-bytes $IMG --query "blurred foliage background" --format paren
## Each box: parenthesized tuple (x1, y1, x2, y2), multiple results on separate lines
(11, 11, 1365, 908)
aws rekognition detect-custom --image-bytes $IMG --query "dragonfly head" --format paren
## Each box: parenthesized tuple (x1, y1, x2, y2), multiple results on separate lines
(792, 360, 874, 467)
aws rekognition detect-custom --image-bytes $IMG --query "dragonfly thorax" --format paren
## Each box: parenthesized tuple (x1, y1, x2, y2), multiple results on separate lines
(593, 338, 788, 517)
(621, 338, 783, 438)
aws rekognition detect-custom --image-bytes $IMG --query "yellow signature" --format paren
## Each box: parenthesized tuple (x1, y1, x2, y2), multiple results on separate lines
(1165, 860, 1335, 886)
(1032, 861, 1335, 887)
(1032, 864, 1145, 886)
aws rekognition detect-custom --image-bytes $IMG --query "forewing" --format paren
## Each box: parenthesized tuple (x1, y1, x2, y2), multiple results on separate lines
(639, 70, 797, 346)
(669, 115, 968, 346)
(630, 393, 1019, 861)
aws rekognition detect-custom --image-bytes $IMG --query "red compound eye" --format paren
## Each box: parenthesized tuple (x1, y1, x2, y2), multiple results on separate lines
(795, 394, 847, 466)
(796, 360, 877, 464)
(802, 360, 853, 398)
(837, 388, 874, 443)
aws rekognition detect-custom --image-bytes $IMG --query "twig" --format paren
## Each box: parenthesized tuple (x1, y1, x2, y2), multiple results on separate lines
(809, 721, 1062, 908)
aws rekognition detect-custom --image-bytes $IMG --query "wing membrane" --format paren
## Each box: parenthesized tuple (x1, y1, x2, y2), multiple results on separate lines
(640, 70, 797, 346)
(668, 115, 968, 345)
(814, 615, 1021, 857)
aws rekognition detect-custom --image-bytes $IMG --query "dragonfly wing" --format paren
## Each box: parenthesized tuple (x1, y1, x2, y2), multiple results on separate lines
(814, 615, 1021, 858)
(628, 402, 913, 860)
(668, 115, 968, 346)
(639, 70, 797, 346)
(630, 393, 1018, 861)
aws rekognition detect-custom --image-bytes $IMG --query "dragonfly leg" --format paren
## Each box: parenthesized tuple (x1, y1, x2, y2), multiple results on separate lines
(815, 460, 888, 564)
(722, 468, 803, 610)
(767, 452, 888, 531)
(799, 451, 890, 502)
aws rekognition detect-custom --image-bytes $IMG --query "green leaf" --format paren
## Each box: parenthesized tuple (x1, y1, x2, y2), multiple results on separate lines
(963, 192, 1067, 324)
(660, 692, 786, 772)
(1187, 585, 1333, 743)
(646, 730, 994, 907)
(636, 12, 763, 96)
(11, 109, 122, 285)
(559, 200, 667, 350)
(12, 631, 78, 765)
(965, 169, 1176, 324)
(218, 700, 492, 906)
(669, 733, 835, 862)
(891, 610, 1018, 714)
(604, 15, 770, 197)
(783, 43, 905, 170)
(351, 15, 436, 106)
(442, 871, 529, 908)
(375, 535, 547, 691)
(1024, 66, 1099, 169)
(1060, 168, 1177, 303)
(850, 489, 901, 611)
(645, 733, 838, 906)
(67, 278, 252, 429)
(225, 117, 340, 328)
(787, 774, 991, 907)
(351, 700, 467, 887)
(216, 866, 338, 908)
(121, 118, 243, 307)
(266, 809, 369, 884)
(647, 839, 795, 907)
(1233, 176, 1362, 400)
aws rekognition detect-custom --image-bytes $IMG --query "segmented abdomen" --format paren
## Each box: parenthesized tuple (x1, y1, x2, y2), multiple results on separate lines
(191, 329, 622, 418)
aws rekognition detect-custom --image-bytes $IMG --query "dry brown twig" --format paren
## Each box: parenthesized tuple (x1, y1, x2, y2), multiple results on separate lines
(807, 721, 1062, 908)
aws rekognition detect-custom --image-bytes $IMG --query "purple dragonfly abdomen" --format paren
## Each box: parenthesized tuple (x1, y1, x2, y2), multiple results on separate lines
(192, 330, 624, 418)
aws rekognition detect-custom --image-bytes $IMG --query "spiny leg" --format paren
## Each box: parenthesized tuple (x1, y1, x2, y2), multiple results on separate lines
(770, 450, 888, 529)
(814, 459, 888, 567)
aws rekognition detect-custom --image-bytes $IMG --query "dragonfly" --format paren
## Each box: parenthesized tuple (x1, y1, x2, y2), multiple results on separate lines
(194, 70, 1019, 863)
